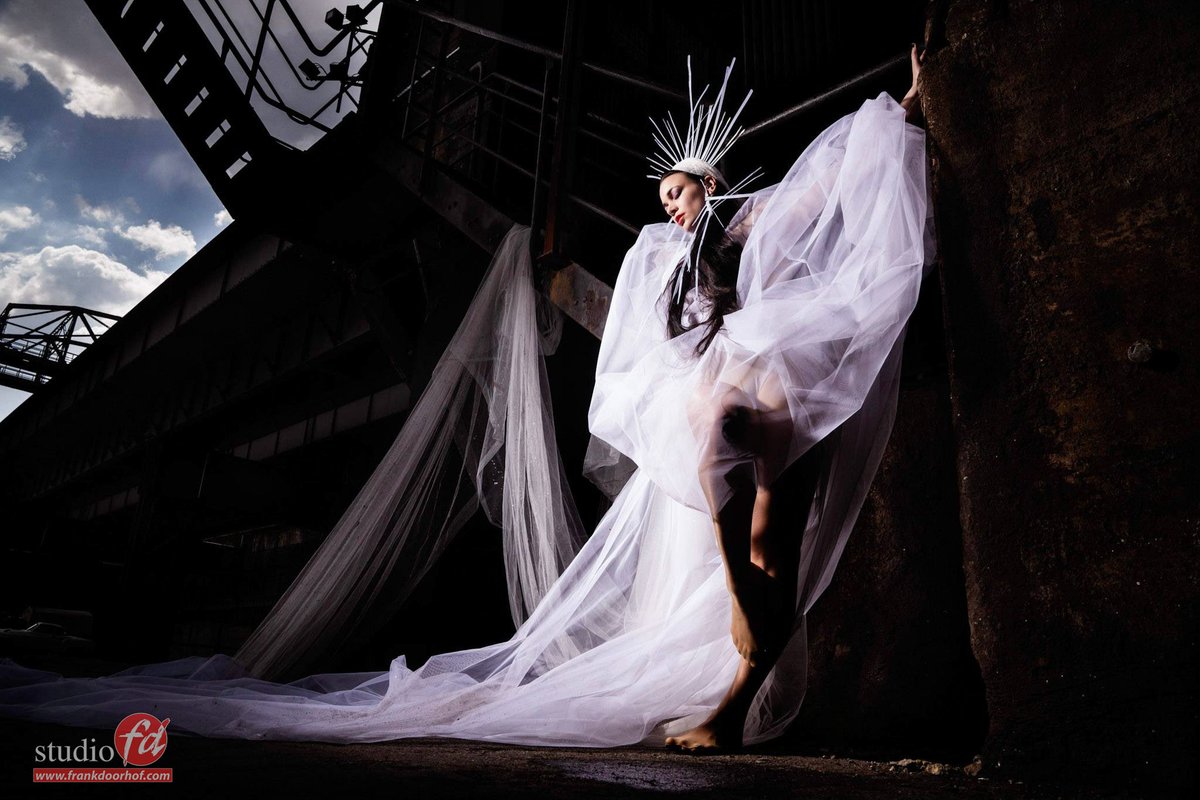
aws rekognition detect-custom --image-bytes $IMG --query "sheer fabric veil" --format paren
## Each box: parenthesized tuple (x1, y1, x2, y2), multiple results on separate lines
(235, 226, 587, 679)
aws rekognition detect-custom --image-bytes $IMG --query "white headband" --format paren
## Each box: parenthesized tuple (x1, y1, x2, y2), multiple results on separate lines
(664, 157, 727, 188)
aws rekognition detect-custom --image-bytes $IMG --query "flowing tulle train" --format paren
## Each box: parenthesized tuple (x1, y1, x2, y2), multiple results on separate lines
(0, 469, 765, 745)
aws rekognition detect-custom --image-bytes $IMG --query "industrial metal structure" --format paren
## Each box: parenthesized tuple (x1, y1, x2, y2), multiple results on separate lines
(0, 304, 121, 392)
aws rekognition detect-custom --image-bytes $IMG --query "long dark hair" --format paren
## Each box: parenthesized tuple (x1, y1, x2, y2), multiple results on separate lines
(659, 172, 744, 357)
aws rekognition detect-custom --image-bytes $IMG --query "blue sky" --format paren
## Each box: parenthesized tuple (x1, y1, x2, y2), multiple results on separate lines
(0, 0, 228, 421)
(0, 69, 226, 262)
(0, 0, 377, 422)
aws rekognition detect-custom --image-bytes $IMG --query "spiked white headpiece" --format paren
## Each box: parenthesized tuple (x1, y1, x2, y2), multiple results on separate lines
(646, 57, 754, 185)
(647, 57, 763, 304)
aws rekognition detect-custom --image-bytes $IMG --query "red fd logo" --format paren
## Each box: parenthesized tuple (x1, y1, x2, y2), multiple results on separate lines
(113, 713, 170, 767)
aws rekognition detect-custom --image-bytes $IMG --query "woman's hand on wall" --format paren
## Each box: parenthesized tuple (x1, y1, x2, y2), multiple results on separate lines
(901, 44, 925, 125)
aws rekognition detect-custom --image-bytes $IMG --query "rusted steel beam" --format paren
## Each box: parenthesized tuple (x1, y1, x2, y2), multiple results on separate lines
(546, 263, 611, 341)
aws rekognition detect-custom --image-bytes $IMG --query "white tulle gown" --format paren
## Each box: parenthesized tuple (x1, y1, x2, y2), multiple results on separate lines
(0, 93, 932, 747)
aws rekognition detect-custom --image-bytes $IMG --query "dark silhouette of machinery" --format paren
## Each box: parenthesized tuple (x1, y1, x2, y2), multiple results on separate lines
(0, 304, 120, 392)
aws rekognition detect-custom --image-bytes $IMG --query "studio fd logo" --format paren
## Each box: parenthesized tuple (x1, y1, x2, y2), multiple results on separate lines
(31, 712, 174, 783)
(114, 713, 170, 766)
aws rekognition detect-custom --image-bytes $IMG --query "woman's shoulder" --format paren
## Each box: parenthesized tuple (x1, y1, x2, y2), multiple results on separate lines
(724, 184, 779, 244)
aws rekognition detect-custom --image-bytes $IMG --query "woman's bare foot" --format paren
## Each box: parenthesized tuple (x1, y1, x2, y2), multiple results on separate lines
(666, 572, 793, 754)
(665, 707, 744, 753)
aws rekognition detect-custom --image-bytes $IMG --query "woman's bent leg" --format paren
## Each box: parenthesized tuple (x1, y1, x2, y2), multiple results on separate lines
(667, 422, 822, 752)
(693, 398, 775, 665)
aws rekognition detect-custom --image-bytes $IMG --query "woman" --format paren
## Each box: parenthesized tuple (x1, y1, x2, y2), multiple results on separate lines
(0, 50, 930, 753)
(594, 45, 929, 751)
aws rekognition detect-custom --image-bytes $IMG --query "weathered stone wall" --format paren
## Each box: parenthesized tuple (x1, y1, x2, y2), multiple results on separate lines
(796, 287, 987, 761)
(797, 372, 988, 761)
(922, 0, 1199, 790)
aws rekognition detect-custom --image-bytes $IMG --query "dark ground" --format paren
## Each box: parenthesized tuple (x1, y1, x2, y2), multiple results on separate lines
(0, 718, 1163, 800)
(0, 655, 1173, 799)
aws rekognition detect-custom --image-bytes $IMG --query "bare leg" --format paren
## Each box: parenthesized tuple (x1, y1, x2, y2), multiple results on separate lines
(666, 413, 821, 753)
(665, 486, 786, 752)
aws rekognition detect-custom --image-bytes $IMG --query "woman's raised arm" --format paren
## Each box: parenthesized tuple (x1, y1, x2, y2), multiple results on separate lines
(900, 44, 925, 126)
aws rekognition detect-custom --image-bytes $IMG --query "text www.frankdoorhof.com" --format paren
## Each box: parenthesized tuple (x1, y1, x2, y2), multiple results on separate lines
(31, 712, 173, 783)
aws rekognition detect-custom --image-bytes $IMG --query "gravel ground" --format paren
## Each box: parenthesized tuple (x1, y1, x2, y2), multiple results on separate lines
(0, 654, 1159, 798)
(1, 719, 1148, 800)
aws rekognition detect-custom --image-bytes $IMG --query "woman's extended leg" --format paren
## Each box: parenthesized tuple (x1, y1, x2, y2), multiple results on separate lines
(666, 398, 822, 752)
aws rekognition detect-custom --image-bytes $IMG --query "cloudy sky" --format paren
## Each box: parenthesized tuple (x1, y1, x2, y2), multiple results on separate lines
(0, 0, 378, 422)
(0, 0, 231, 421)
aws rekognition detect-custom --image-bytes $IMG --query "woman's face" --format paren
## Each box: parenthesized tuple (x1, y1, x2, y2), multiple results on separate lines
(659, 172, 714, 231)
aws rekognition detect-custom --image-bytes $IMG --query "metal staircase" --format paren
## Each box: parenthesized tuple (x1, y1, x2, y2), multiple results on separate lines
(85, 0, 289, 214)
(82, 0, 913, 342)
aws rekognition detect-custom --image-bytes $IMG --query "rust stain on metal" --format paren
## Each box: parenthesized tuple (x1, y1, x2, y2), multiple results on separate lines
(548, 263, 611, 340)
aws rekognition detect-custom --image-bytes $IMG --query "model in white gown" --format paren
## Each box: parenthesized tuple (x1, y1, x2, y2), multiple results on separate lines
(0, 81, 933, 748)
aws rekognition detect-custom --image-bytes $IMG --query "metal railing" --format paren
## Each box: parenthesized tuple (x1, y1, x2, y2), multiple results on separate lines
(184, 0, 384, 143)
(742, 50, 911, 137)
(177, 0, 911, 262)
(380, 0, 911, 266)
(384, 0, 682, 260)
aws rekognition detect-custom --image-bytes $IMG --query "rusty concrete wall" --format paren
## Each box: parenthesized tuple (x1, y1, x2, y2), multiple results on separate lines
(922, 0, 1198, 791)
(796, 371, 988, 761)
(794, 285, 987, 760)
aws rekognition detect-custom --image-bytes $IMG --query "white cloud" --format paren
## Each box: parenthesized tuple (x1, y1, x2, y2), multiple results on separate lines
(118, 220, 197, 260)
(0, 205, 39, 242)
(72, 198, 195, 261)
(74, 225, 108, 247)
(213, 209, 232, 227)
(0, 245, 167, 315)
(75, 195, 126, 225)
(0, 0, 156, 119)
(0, 115, 26, 160)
